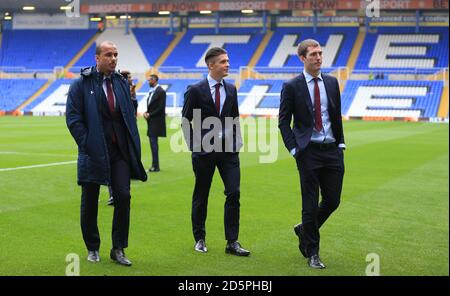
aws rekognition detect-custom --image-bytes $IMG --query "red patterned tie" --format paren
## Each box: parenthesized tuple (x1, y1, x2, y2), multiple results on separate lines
(105, 78, 115, 114)
(313, 77, 323, 132)
(105, 78, 117, 143)
(214, 83, 221, 114)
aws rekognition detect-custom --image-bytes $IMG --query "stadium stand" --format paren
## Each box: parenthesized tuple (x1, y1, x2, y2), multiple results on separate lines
(256, 27, 358, 68)
(162, 28, 264, 70)
(355, 27, 448, 73)
(136, 78, 198, 111)
(132, 28, 176, 67)
(73, 28, 151, 73)
(24, 79, 73, 114)
(0, 5, 447, 121)
(237, 79, 283, 105)
(0, 79, 47, 111)
(235, 78, 445, 118)
(0, 29, 97, 72)
(342, 80, 444, 118)
(136, 78, 236, 113)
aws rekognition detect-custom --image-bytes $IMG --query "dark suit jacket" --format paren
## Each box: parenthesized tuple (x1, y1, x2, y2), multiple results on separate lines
(278, 72, 345, 154)
(66, 66, 147, 185)
(182, 78, 242, 155)
(146, 85, 166, 137)
(97, 81, 130, 162)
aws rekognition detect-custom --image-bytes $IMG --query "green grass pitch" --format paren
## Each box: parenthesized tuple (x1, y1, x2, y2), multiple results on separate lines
(0, 116, 448, 276)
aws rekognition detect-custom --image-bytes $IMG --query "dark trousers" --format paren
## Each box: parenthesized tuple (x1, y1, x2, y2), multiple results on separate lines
(80, 149, 131, 251)
(149, 136, 159, 169)
(295, 144, 344, 256)
(191, 152, 240, 242)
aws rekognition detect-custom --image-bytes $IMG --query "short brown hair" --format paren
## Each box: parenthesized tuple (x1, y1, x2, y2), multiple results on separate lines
(297, 39, 320, 57)
(205, 47, 227, 65)
(149, 74, 159, 82)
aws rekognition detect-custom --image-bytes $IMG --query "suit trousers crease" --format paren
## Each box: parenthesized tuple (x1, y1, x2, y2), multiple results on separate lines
(191, 152, 240, 242)
(296, 145, 344, 256)
(80, 144, 131, 251)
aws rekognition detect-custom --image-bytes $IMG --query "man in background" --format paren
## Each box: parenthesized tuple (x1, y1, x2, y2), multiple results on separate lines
(120, 70, 138, 114)
(143, 74, 166, 172)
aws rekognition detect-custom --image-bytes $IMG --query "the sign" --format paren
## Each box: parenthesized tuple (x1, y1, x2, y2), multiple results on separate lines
(81, 0, 447, 13)
(13, 13, 89, 29)
(106, 17, 181, 28)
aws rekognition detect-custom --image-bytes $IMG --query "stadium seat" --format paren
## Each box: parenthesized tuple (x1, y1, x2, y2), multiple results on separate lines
(0, 79, 47, 111)
(0, 29, 97, 71)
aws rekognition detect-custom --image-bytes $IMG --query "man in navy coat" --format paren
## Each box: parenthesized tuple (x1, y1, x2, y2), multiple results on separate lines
(66, 41, 147, 266)
(279, 39, 346, 269)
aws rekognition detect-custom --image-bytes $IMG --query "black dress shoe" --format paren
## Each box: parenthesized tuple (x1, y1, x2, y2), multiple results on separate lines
(110, 248, 132, 266)
(148, 167, 160, 172)
(308, 254, 326, 269)
(294, 223, 308, 258)
(87, 250, 100, 262)
(225, 241, 250, 256)
(194, 239, 208, 253)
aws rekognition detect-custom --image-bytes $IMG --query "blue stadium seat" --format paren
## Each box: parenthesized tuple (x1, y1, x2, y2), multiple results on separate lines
(132, 28, 175, 66)
(355, 27, 448, 72)
(137, 78, 236, 108)
(24, 79, 74, 111)
(256, 27, 358, 68)
(0, 79, 47, 111)
(238, 79, 283, 107)
(0, 29, 97, 71)
(162, 28, 264, 69)
(341, 80, 444, 118)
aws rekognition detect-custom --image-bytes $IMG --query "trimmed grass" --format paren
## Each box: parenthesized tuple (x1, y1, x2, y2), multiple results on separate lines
(0, 116, 448, 275)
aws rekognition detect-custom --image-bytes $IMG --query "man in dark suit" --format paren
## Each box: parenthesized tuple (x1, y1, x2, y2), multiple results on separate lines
(278, 39, 346, 269)
(182, 47, 250, 256)
(66, 41, 147, 266)
(106, 70, 138, 206)
(143, 74, 166, 172)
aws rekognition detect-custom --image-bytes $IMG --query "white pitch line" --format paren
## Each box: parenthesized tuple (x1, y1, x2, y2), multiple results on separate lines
(0, 151, 76, 158)
(0, 160, 76, 172)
